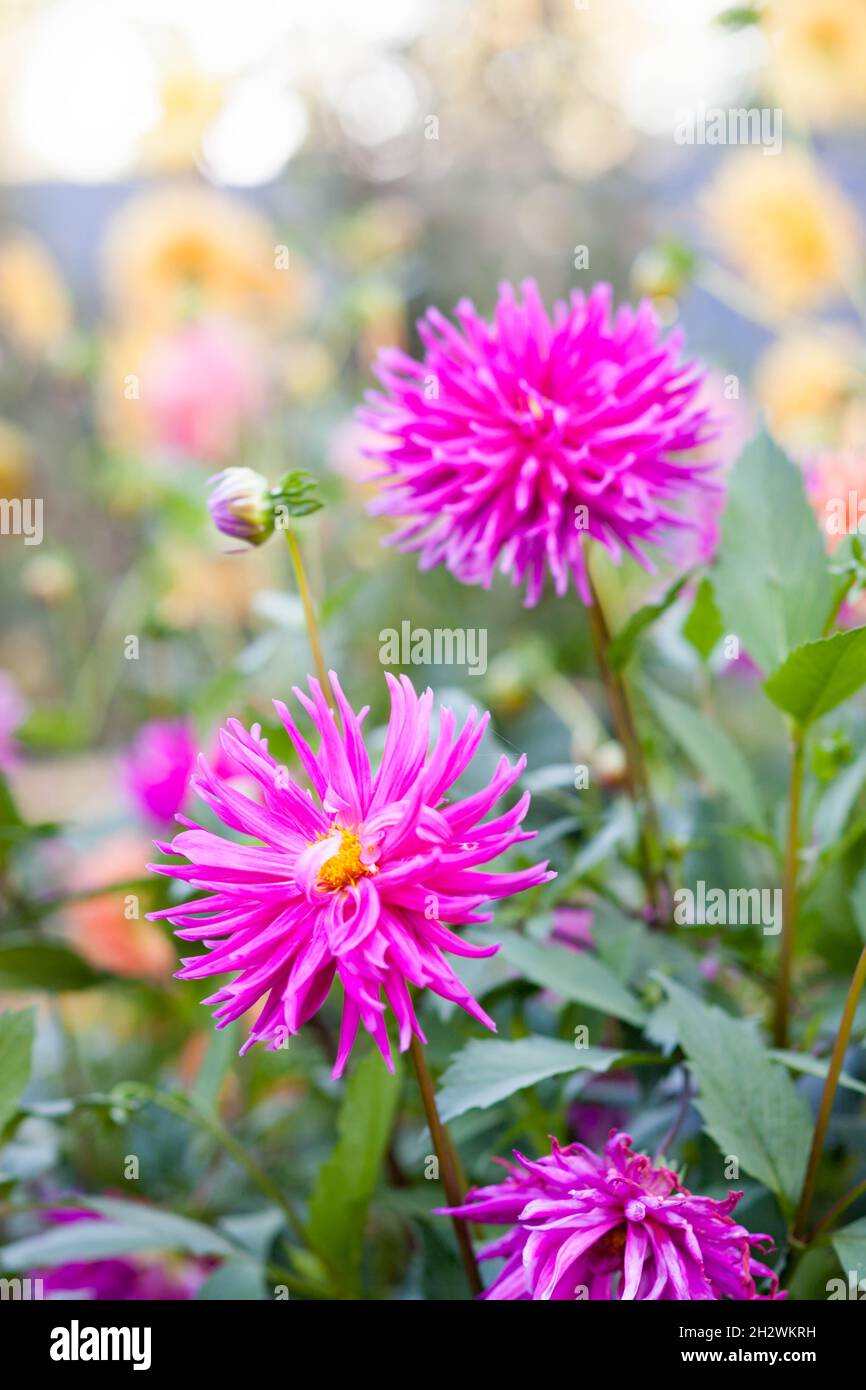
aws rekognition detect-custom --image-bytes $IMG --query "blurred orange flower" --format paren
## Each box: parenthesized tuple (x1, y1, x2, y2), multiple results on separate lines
(102, 184, 311, 331)
(67, 832, 173, 981)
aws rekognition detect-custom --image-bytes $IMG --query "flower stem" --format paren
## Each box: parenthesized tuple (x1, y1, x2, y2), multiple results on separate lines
(773, 727, 805, 1049)
(408, 1034, 482, 1297)
(810, 1174, 866, 1242)
(285, 530, 479, 1293)
(793, 944, 866, 1243)
(284, 529, 332, 704)
(585, 570, 670, 928)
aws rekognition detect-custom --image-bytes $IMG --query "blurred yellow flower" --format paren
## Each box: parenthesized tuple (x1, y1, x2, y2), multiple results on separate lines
(762, 0, 866, 128)
(139, 64, 225, 173)
(0, 419, 32, 497)
(97, 324, 156, 455)
(0, 234, 70, 357)
(21, 554, 76, 606)
(102, 184, 311, 331)
(755, 330, 861, 449)
(701, 149, 862, 313)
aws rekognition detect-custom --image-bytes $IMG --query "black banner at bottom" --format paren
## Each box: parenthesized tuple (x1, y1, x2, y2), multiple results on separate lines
(1, 1294, 858, 1375)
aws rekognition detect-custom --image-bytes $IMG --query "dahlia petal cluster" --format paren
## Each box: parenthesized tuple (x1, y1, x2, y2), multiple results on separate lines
(443, 1131, 782, 1300)
(358, 280, 719, 606)
(149, 672, 552, 1076)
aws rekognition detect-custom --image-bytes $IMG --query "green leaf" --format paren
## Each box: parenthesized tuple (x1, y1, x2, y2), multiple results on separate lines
(764, 628, 866, 726)
(682, 578, 724, 662)
(608, 573, 690, 671)
(852, 866, 866, 944)
(713, 433, 832, 674)
(437, 1035, 629, 1123)
(0, 936, 105, 991)
(196, 1260, 266, 1300)
(659, 978, 812, 1211)
(813, 749, 866, 851)
(305, 1050, 402, 1295)
(771, 1049, 866, 1096)
(832, 1218, 866, 1279)
(274, 470, 322, 518)
(643, 681, 765, 827)
(0, 1200, 236, 1269)
(716, 5, 761, 26)
(0, 1007, 36, 1135)
(498, 932, 646, 1026)
(191, 1024, 238, 1114)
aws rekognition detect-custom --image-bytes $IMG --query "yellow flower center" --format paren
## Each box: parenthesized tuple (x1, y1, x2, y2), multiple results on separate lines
(316, 828, 373, 893)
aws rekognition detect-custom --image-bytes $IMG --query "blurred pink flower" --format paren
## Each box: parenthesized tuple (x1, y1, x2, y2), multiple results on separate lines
(33, 1208, 210, 1300)
(805, 449, 866, 624)
(359, 280, 719, 605)
(149, 671, 553, 1076)
(122, 719, 198, 825)
(550, 905, 594, 951)
(0, 670, 27, 773)
(805, 448, 865, 554)
(141, 319, 267, 462)
(661, 371, 754, 575)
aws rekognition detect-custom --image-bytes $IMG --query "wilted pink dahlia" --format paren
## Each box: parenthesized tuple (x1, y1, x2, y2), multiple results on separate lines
(359, 280, 720, 605)
(148, 672, 552, 1076)
(442, 1132, 782, 1300)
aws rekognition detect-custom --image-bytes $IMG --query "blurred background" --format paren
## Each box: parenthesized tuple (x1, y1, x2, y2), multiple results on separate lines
(2, 0, 865, 810)
(1, 0, 866, 1300)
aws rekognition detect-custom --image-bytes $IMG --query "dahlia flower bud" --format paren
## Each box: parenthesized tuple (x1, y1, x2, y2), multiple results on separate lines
(208, 467, 274, 546)
(209, 467, 323, 548)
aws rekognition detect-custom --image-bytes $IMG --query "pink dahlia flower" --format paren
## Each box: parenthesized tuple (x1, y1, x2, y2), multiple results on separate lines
(142, 319, 267, 463)
(148, 672, 552, 1076)
(0, 670, 27, 773)
(359, 280, 720, 605)
(442, 1131, 782, 1300)
(122, 718, 198, 825)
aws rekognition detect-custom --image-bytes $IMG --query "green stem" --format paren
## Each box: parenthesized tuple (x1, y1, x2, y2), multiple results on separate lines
(585, 570, 670, 928)
(810, 1174, 866, 1242)
(408, 1035, 482, 1297)
(285, 531, 479, 1295)
(774, 727, 805, 1049)
(284, 529, 332, 704)
(119, 1084, 307, 1248)
(793, 945, 866, 1242)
